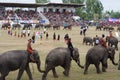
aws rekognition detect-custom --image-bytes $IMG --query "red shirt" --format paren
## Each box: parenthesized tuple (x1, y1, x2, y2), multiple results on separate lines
(109, 32, 113, 38)
(27, 41, 33, 54)
(100, 38, 107, 48)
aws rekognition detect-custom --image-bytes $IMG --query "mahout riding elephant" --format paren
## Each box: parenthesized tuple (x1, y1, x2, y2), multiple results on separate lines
(83, 37, 93, 46)
(93, 36, 100, 46)
(106, 36, 118, 50)
(84, 45, 118, 74)
(42, 47, 84, 80)
(0, 50, 44, 80)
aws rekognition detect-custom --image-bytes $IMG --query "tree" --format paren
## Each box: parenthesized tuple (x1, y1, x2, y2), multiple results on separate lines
(85, 0, 103, 20)
(104, 10, 120, 18)
(36, 0, 48, 3)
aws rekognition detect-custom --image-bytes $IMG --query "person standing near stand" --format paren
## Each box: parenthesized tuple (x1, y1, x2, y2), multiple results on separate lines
(53, 32, 56, 40)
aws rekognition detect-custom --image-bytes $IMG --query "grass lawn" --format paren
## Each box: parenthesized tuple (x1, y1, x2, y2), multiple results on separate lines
(0, 26, 120, 80)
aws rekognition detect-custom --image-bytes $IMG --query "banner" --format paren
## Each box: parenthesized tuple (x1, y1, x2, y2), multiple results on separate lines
(109, 18, 119, 22)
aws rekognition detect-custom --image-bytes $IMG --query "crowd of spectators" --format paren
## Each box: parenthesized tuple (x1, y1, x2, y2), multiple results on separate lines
(42, 11, 80, 26)
(0, 9, 42, 21)
(0, 9, 80, 27)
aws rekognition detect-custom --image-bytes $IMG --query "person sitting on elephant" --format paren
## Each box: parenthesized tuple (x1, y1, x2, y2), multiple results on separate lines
(66, 38, 74, 57)
(100, 34, 107, 48)
(109, 30, 113, 38)
(27, 39, 35, 61)
(95, 35, 100, 45)
(64, 34, 69, 41)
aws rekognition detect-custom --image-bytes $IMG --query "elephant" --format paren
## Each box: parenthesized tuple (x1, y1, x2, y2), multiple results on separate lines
(117, 27, 120, 32)
(23, 23, 32, 30)
(83, 37, 93, 46)
(103, 26, 109, 31)
(84, 45, 118, 74)
(106, 36, 118, 50)
(12, 24, 21, 30)
(96, 25, 102, 31)
(0, 50, 44, 80)
(34, 23, 43, 30)
(2, 23, 10, 30)
(53, 24, 60, 30)
(42, 47, 84, 80)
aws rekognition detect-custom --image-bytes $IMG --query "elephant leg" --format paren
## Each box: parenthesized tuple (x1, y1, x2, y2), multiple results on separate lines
(101, 62, 106, 72)
(25, 65, 33, 80)
(52, 68, 58, 78)
(42, 66, 52, 80)
(94, 63, 101, 73)
(17, 62, 26, 80)
(63, 61, 71, 76)
(115, 45, 118, 50)
(63, 67, 70, 76)
(84, 62, 90, 74)
(17, 69, 25, 80)
(0, 72, 9, 80)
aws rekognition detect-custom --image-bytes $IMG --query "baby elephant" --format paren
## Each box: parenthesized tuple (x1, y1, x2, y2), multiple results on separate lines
(42, 47, 84, 80)
(83, 37, 93, 46)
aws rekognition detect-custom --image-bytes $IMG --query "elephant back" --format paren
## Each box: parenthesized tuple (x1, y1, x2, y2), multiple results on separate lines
(106, 36, 118, 42)
(0, 50, 28, 61)
(111, 37, 118, 42)
(46, 47, 69, 59)
(86, 45, 107, 60)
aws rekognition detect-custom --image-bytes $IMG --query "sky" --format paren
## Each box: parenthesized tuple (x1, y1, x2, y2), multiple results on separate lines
(100, 0, 120, 12)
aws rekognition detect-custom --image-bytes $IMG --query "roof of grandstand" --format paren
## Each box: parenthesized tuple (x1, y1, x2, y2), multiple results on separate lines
(0, 2, 84, 8)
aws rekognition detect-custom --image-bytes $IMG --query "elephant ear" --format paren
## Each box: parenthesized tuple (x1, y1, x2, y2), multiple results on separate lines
(30, 50, 39, 62)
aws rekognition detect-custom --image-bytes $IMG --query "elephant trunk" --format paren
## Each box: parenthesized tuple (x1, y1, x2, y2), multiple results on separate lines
(36, 60, 45, 73)
(76, 58, 84, 68)
(111, 59, 118, 65)
(110, 58, 118, 65)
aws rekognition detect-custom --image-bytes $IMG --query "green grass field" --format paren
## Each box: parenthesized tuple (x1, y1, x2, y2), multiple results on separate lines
(0, 27, 120, 80)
